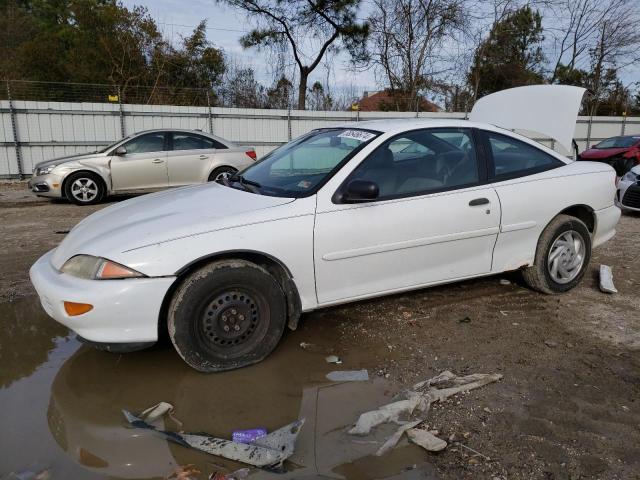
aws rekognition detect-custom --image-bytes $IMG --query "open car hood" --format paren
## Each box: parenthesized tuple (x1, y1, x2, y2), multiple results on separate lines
(469, 85, 586, 153)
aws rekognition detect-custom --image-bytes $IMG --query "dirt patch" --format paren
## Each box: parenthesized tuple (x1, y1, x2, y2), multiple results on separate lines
(1, 181, 639, 479)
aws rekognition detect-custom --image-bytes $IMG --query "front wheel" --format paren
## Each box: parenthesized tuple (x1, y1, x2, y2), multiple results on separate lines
(167, 260, 287, 372)
(64, 172, 105, 205)
(522, 214, 592, 294)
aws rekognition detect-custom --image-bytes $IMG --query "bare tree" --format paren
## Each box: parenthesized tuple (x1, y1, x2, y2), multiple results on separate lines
(218, 0, 368, 109)
(367, 0, 466, 111)
(546, 0, 640, 114)
(588, 4, 640, 114)
(547, 0, 606, 82)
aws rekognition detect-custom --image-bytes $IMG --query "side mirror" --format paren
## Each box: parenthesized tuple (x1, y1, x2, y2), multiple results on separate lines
(115, 146, 127, 156)
(343, 179, 379, 202)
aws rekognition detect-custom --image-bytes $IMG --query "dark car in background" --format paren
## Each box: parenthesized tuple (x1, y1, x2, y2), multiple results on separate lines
(578, 135, 640, 176)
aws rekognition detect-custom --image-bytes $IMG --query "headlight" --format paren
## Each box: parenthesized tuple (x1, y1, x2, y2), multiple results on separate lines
(35, 165, 56, 176)
(621, 171, 639, 182)
(60, 255, 145, 280)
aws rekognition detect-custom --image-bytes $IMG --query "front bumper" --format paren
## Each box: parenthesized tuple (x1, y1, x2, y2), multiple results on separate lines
(29, 250, 176, 343)
(27, 173, 64, 198)
(616, 181, 640, 212)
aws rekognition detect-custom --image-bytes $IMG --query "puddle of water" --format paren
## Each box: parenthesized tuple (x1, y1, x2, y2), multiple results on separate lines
(0, 297, 438, 480)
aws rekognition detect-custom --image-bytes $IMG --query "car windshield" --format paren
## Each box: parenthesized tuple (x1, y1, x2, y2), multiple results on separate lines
(226, 128, 380, 197)
(595, 136, 640, 149)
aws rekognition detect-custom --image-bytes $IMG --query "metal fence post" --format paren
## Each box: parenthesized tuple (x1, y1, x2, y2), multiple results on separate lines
(6, 80, 24, 179)
(117, 86, 126, 138)
(586, 115, 593, 149)
(287, 104, 292, 141)
(621, 111, 627, 135)
(206, 91, 214, 134)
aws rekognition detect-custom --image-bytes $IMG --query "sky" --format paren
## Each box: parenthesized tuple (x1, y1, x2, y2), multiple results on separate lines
(121, 0, 639, 98)
(121, 0, 379, 95)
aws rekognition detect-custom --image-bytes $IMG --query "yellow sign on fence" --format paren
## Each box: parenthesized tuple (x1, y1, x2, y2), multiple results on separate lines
(108, 94, 119, 103)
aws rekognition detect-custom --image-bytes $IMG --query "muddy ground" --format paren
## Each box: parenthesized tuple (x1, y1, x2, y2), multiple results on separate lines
(1, 181, 639, 480)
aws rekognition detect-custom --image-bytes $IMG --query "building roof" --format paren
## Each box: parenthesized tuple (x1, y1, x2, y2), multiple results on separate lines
(355, 90, 441, 112)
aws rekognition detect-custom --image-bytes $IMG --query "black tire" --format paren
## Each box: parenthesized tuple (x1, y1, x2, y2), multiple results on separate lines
(64, 171, 105, 205)
(168, 260, 287, 372)
(208, 166, 237, 182)
(522, 214, 592, 294)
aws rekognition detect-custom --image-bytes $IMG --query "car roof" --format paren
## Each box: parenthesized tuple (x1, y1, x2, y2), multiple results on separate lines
(133, 128, 212, 135)
(332, 118, 488, 135)
(330, 117, 573, 164)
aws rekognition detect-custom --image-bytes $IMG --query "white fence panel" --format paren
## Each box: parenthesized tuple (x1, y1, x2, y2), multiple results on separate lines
(1, 98, 639, 177)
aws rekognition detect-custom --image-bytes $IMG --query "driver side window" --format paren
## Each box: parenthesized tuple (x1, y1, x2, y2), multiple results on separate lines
(349, 128, 479, 199)
(123, 132, 167, 154)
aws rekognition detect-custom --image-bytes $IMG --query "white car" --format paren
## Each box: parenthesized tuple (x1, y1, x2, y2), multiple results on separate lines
(30, 86, 621, 372)
(616, 165, 640, 212)
(28, 129, 257, 205)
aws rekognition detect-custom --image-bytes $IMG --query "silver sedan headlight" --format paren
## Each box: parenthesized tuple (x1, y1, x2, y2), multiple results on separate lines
(621, 170, 639, 182)
(34, 165, 56, 176)
(61, 255, 145, 280)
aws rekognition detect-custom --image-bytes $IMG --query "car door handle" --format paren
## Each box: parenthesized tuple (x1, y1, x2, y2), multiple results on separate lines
(469, 198, 490, 206)
(152, 159, 164, 164)
(199, 155, 209, 159)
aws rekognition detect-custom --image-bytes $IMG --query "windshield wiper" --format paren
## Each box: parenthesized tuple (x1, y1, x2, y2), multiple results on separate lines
(227, 174, 262, 193)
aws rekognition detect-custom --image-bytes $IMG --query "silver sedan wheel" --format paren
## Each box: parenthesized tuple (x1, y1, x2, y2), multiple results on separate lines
(70, 178, 98, 202)
(215, 170, 234, 181)
(547, 230, 586, 284)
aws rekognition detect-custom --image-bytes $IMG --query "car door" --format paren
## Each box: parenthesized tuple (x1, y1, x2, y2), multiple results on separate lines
(313, 128, 501, 305)
(110, 132, 169, 190)
(166, 132, 224, 186)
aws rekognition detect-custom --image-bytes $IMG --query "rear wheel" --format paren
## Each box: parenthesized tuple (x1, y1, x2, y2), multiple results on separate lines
(168, 260, 287, 372)
(522, 214, 591, 294)
(208, 166, 237, 182)
(64, 172, 105, 205)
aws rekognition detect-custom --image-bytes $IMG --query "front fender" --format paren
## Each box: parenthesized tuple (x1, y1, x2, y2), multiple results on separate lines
(113, 198, 319, 312)
(58, 161, 112, 193)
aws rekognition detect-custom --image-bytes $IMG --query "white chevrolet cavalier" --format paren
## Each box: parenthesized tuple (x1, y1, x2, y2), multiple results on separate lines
(30, 86, 621, 371)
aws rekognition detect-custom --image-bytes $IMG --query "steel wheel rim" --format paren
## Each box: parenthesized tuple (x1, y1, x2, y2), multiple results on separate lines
(547, 230, 585, 284)
(200, 290, 260, 348)
(71, 178, 98, 202)
(215, 170, 234, 181)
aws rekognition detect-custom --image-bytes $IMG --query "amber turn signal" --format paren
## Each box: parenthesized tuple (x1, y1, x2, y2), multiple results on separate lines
(64, 301, 93, 316)
(98, 261, 141, 279)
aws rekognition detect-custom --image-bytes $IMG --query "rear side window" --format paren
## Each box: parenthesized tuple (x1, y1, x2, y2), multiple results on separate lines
(485, 131, 562, 179)
(172, 133, 226, 151)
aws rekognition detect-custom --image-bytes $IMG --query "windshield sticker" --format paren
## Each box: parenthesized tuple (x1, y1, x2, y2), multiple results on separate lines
(297, 180, 312, 189)
(338, 130, 376, 142)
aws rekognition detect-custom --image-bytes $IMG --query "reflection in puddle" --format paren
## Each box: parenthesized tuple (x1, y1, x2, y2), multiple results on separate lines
(1, 297, 438, 479)
(0, 299, 69, 389)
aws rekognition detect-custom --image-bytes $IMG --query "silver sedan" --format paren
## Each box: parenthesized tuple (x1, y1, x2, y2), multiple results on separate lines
(28, 129, 257, 205)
